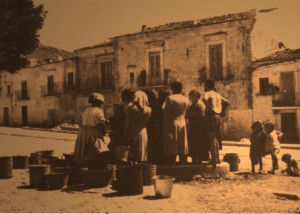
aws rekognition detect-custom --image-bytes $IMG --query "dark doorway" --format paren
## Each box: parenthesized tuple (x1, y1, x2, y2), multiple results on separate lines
(280, 72, 295, 106)
(281, 113, 297, 142)
(3, 107, 9, 126)
(21, 106, 28, 126)
(48, 110, 55, 128)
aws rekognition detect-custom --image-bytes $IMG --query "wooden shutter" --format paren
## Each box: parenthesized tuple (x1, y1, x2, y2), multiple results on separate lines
(209, 45, 223, 80)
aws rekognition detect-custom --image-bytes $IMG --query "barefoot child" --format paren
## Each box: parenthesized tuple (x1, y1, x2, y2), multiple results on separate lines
(264, 121, 283, 174)
(250, 121, 266, 173)
(281, 154, 300, 177)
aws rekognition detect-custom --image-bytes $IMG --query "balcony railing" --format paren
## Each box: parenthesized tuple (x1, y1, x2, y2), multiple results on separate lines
(272, 92, 299, 107)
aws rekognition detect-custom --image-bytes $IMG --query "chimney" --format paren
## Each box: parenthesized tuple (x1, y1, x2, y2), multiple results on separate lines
(141, 25, 147, 32)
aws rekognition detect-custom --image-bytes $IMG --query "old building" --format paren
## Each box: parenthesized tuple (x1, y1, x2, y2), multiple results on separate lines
(0, 45, 76, 127)
(252, 49, 300, 142)
(107, 9, 257, 139)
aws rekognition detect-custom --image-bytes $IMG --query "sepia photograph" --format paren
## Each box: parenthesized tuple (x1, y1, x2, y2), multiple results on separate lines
(0, 0, 299, 212)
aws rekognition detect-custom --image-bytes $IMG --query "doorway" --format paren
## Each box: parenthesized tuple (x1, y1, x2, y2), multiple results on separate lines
(280, 72, 295, 106)
(48, 110, 55, 128)
(21, 106, 28, 126)
(281, 112, 297, 142)
(3, 107, 9, 126)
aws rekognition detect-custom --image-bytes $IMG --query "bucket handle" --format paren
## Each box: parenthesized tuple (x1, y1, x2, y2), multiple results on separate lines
(238, 158, 241, 163)
(152, 176, 175, 182)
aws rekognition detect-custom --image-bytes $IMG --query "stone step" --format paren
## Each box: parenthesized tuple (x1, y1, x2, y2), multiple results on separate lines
(157, 162, 230, 180)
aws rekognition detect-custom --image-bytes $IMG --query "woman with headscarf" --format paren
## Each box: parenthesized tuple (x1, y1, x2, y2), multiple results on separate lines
(74, 93, 110, 169)
(185, 90, 209, 163)
(124, 91, 152, 164)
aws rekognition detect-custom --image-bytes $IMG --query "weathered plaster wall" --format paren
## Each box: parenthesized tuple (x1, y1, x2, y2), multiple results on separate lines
(252, 60, 300, 141)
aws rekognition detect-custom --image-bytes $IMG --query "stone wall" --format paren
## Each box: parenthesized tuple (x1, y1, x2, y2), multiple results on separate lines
(112, 17, 255, 139)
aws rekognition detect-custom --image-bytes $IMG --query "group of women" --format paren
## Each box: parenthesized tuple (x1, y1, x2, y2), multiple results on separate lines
(74, 80, 227, 169)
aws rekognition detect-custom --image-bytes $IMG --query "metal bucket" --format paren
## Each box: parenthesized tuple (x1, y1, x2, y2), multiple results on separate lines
(136, 163, 157, 186)
(13, 156, 29, 169)
(0, 156, 13, 179)
(29, 152, 43, 165)
(45, 172, 69, 190)
(116, 166, 143, 195)
(29, 165, 50, 188)
(114, 146, 129, 162)
(222, 153, 240, 172)
(153, 175, 175, 198)
(80, 168, 113, 188)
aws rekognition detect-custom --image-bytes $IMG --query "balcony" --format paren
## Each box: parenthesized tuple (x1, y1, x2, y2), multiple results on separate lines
(41, 84, 60, 97)
(272, 92, 299, 107)
(15, 91, 30, 101)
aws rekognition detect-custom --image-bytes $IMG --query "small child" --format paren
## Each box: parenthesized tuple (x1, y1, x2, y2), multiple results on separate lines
(264, 121, 283, 174)
(281, 154, 299, 177)
(250, 121, 266, 173)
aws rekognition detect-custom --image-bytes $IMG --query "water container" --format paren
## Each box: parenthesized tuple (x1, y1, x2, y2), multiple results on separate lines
(13, 156, 29, 169)
(222, 153, 240, 172)
(116, 166, 143, 195)
(29, 165, 50, 188)
(114, 146, 129, 162)
(153, 175, 175, 198)
(136, 163, 157, 186)
(0, 156, 13, 179)
(80, 168, 113, 188)
(45, 172, 69, 190)
(29, 152, 43, 165)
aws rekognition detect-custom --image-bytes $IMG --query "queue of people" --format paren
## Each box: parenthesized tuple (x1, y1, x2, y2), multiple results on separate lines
(73, 79, 230, 170)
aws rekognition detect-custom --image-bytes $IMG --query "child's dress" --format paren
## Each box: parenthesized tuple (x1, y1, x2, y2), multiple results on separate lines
(265, 130, 282, 154)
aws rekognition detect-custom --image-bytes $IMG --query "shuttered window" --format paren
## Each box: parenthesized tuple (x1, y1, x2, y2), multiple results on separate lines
(48, 76, 54, 95)
(259, 78, 269, 95)
(101, 62, 113, 90)
(209, 44, 223, 80)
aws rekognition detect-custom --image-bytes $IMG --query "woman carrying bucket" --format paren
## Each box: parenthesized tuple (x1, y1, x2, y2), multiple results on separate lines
(74, 93, 110, 169)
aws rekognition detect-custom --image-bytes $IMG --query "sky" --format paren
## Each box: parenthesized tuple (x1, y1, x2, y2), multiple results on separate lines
(33, 0, 300, 52)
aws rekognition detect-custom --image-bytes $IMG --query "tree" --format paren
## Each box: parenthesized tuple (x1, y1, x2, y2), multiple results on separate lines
(0, 0, 47, 73)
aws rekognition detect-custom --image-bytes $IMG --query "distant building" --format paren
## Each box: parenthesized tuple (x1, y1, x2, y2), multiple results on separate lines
(253, 49, 300, 142)
(0, 45, 77, 127)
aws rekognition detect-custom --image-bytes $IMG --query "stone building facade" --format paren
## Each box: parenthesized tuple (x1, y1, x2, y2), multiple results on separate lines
(108, 9, 256, 139)
(253, 49, 300, 142)
(0, 45, 77, 127)
(1, 9, 278, 141)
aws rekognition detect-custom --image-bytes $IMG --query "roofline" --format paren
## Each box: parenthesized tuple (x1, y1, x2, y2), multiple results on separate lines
(253, 58, 300, 70)
(74, 42, 113, 52)
(110, 9, 256, 40)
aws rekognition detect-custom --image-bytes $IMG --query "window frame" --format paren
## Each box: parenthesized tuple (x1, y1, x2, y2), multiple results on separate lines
(259, 77, 270, 95)
(100, 62, 113, 90)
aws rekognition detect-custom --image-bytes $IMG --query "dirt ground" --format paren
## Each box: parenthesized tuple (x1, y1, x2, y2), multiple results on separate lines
(0, 127, 300, 212)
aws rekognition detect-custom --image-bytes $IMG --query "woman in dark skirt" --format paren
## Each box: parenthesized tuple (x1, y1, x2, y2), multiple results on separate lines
(185, 90, 209, 163)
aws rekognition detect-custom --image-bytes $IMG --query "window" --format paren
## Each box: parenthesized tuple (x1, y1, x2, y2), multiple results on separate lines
(21, 81, 28, 99)
(259, 78, 269, 95)
(149, 52, 161, 85)
(130, 72, 134, 86)
(209, 44, 223, 80)
(67, 72, 74, 88)
(101, 62, 113, 90)
(47, 75, 54, 95)
(7, 85, 11, 95)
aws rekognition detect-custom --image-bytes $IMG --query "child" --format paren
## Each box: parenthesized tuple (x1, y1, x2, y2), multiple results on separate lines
(281, 154, 299, 177)
(250, 121, 266, 173)
(264, 121, 283, 174)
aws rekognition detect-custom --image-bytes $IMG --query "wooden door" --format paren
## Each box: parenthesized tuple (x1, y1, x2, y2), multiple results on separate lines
(21, 106, 28, 126)
(280, 72, 295, 105)
(47, 110, 55, 128)
(3, 107, 9, 126)
(281, 113, 297, 142)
